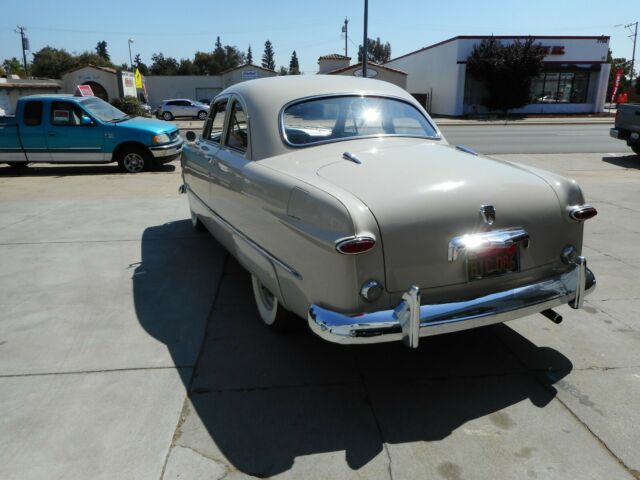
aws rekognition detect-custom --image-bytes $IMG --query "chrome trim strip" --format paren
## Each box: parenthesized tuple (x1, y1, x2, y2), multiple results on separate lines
(187, 186, 302, 279)
(448, 227, 529, 262)
(308, 265, 596, 347)
(455, 145, 478, 156)
(149, 138, 184, 151)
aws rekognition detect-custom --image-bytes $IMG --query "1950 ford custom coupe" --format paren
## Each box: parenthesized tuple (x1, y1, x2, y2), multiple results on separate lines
(180, 76, 596, 348)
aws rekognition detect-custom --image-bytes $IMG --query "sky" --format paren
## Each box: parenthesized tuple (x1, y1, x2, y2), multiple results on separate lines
(1, 0, 638, 74)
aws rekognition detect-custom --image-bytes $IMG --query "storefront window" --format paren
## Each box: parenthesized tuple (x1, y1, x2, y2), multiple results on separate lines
(530, 70, 590, 104)
(570, 72, 589, 103)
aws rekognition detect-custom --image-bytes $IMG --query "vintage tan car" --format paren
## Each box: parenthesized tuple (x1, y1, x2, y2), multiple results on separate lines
(180, 76, 596, 348)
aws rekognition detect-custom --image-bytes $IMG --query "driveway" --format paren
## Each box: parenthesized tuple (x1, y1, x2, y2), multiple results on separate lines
(0, 153, 638, 479)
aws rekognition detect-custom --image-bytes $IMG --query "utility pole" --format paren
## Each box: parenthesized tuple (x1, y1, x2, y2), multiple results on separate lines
(342, 18, 349, 57)
(15, 26, 29, 76)
(362, 0, 368, 77)
(626, 21, 638, 82)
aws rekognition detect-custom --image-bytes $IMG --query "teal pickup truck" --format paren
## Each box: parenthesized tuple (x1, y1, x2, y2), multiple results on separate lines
(0, 94, 183, 173)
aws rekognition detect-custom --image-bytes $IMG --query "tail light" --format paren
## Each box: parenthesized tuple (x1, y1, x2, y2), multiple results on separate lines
(336, 236, 376, 254)
(569, 205, 598, 221)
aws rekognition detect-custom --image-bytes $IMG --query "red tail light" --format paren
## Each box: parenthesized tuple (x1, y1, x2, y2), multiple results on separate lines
(569, 205, 598, 221)
(336, 236, 376, 254)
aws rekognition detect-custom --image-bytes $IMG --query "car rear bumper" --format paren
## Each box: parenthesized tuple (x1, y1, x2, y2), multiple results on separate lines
(150, 139, 183, 162)
(308, 257, 595, 348)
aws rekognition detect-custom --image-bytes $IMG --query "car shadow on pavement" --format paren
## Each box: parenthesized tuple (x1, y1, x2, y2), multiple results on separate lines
(134, 221, 573, 477)
(0, 163, 176, 177)
(601, 153, 640, 169)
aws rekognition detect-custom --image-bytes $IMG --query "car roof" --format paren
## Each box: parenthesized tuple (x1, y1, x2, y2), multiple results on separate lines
(216, 75, 429, 160)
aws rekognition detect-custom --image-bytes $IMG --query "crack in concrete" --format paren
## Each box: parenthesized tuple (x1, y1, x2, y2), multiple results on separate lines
(159, 254, 228, 480)
(0, 365, 193, 378)
(495, 326, 640, 479)
(0, 235, 205, 246)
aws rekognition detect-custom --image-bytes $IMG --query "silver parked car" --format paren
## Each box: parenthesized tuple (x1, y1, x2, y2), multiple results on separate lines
(157, 99, 209, 121)
(180, 76, 597, 348)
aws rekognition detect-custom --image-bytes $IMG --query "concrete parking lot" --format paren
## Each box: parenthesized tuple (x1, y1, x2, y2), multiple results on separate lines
(0, 151, 639, 479)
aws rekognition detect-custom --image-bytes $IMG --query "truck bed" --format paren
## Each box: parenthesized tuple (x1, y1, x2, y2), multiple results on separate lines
(0, 117, 27, 162)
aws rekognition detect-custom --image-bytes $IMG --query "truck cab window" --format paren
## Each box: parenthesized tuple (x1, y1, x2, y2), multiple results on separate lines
(50, 101, 85, 126)
(23, 101, 43, 126)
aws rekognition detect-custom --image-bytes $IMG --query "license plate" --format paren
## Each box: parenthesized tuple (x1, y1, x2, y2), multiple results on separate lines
(467, 244, 519, 281)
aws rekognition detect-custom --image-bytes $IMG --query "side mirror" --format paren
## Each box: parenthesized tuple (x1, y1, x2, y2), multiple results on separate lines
(80, 115, 94, 126)
(185, 131, 197, 142)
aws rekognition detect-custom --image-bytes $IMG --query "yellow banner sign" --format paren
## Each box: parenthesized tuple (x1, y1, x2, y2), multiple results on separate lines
(134, 69, 143, 89)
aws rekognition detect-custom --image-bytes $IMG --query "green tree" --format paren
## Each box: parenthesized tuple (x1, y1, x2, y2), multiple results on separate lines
(134, 53, 149, 75)
(262, 40, 275, 70)
(0, 65, 5, 76)
(30, 46, 76, 78)
(466, 36, 545, 116)
(358, 37, 391, 63)
(246, 45, 253, 64)
(111, 96, 147, 117)
(278, 66, 288, 75)
(193, 51, 215, 74)
(178, 58, 198, 75)
(224, 45, 245, 70)
(75, 51, 115, 68)
(96, 41, 110, 61)
(149, 53, 179, 75)
(2, 57, 26, 77)
(288, 50, 300, 75)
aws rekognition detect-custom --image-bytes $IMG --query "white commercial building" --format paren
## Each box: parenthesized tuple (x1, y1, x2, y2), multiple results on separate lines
(386, 35, 611, 116)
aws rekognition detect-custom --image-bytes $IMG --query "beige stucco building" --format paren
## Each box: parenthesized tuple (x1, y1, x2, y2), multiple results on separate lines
(0, 77, 62, 115)
(61, 65, 137, 102)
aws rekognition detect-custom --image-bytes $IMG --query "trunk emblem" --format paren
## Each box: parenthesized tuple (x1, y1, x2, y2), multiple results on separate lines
(480, 205, 496, 225)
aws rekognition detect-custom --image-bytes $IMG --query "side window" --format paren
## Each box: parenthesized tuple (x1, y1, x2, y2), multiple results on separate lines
(166, 101, 177, 106)
(50, 101, 85, 126)
(225, 101, 248, 153)
(178, 100, 190, 106)
(203, 100, 227, 143)
(23, 101, 43, 126)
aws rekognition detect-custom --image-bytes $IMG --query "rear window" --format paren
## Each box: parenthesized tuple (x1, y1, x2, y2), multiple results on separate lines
(282, 95, 438, 146)
(23, 101, 43, 126)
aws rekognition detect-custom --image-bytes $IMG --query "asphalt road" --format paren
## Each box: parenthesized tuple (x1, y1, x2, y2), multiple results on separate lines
(439, 124, 625, 155)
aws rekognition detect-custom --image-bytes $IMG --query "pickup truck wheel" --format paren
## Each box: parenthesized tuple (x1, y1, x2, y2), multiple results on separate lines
(118, 148, 150, 173)
(162, 111, 173, 121)
(197, 110, 207, 120)
(251, 275, 290, 331)
(190, 210, 206, 231)
(632, 145, 640, 156)
(7, 162, 29, 168)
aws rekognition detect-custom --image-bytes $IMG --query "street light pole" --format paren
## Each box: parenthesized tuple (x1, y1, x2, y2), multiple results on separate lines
(128, 38, 134, 71)
(362, 0, 368, 77)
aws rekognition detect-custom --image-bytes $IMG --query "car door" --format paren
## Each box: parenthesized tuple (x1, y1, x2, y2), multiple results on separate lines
(46, 100, 105, 162)
(183, 98, 228, 218)
(178, 100, 192, 117)
(210, 98, 252, 229)
(19, 100, 50, 161)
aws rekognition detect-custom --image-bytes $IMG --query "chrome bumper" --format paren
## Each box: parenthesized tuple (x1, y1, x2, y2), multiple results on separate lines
(308, 257, 595, 348)
(150, 139, 184, 159)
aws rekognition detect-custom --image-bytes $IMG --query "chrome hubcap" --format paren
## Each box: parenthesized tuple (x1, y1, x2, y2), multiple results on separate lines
(123, 153, 145, 173)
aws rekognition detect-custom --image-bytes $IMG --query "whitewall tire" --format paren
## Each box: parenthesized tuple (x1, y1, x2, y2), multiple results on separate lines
(251, 274, 290, 331)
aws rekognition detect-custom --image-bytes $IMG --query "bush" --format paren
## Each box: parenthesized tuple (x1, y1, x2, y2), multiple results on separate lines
(111, 96, 148, 117)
